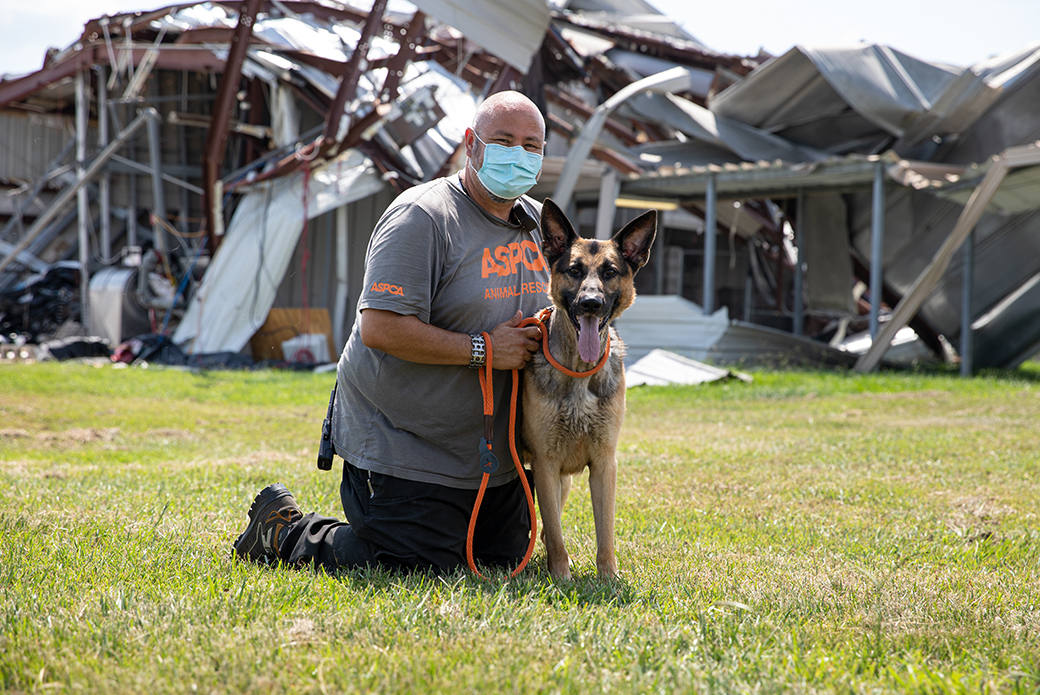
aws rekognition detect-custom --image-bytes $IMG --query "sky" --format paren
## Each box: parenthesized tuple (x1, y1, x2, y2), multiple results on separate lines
(649, 0, 1039, 67)
(0, 0, 1038, 78)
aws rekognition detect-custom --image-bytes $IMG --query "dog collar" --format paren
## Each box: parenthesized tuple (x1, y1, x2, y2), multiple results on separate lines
(537, 307, 610, 377)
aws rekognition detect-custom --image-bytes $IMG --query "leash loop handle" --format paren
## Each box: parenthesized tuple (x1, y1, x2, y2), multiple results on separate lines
(467, 328, 538, 580)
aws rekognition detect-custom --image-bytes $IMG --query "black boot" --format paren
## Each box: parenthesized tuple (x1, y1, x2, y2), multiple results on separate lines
(232, 483, 303, 564)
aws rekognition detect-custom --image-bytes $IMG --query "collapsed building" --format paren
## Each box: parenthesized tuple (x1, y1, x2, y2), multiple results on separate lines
(0, 0, 1038, 372)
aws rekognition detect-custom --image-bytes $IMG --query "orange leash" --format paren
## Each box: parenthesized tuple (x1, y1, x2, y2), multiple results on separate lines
(465, 310, 609, 579)
(466, 329, 538, 579)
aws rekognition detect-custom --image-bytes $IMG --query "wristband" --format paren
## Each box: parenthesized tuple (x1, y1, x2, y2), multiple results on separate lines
(468, 334, 486, 369)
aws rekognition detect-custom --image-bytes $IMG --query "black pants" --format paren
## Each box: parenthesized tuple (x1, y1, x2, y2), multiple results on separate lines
(278, 462, 532, 573)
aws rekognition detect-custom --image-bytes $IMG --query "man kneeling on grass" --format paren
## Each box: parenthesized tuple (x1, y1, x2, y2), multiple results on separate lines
(232, 91, 548, 574)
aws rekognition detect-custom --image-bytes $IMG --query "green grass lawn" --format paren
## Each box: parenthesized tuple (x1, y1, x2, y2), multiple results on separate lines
(1, 361, 1038, 694)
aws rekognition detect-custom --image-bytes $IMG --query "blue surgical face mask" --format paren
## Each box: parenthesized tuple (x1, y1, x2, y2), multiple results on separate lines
(470, 132, 543, 201)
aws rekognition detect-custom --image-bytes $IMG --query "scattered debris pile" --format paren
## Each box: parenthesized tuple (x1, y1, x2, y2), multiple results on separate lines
(0, 262, 80, 343)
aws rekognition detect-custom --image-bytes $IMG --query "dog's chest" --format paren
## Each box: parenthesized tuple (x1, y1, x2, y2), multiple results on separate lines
(526, 352, 624, 450)
(543, 378, 604, 436)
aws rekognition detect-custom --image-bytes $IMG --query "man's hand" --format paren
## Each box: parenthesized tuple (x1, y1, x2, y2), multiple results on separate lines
(488, 310, 542, 370)
(360, 308, 541, 369)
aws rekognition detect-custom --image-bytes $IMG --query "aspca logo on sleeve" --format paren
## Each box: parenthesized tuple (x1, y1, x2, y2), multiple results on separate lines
(370, 281, 405, 296)
(481, 240, 546, 278)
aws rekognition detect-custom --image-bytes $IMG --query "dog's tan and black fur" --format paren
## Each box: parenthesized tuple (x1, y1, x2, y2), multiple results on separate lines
(523, 198, 656, 579)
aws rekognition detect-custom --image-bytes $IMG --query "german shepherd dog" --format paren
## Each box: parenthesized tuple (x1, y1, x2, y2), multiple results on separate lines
(523, 199, 657, 579)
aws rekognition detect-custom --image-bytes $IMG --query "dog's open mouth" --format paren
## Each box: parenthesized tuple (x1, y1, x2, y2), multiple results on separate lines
(569, 310, 610, 363)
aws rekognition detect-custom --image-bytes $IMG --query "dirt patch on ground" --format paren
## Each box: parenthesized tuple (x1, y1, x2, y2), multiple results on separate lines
(144, 428, 196, 441)
(36, 427, 121, 443)
(0, 459, 31, 475)
(946, 495, 1015, 539)
(285, 618, 320, 646)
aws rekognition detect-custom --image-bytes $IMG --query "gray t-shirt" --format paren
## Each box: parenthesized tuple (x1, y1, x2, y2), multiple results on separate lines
(333, 174, 550, 489)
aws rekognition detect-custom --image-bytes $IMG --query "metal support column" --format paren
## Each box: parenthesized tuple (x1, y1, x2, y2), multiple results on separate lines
(743, 263, 753, 321)
(869, 160, 885, 339)
(76, 68, 91, 329)
(202, 0, 262, 247)
(793, 189, 805, 336)
(594, 169, 619, 240)
(323, 0, 389, 146)
(147, 113, 168, 256)
(380, 10, 426, 102)
(703, 173, 717, 315)
(98, 65, 112, 261)
(127, 105, 138, 248)
(654, 238, 665, 296)
(960, 229, 974, 377)
(178, 70, 190, 236)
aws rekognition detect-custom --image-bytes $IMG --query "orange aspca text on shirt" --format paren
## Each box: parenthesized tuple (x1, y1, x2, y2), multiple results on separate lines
(371, 282, 405, 296)
(481, 240, 546, 278)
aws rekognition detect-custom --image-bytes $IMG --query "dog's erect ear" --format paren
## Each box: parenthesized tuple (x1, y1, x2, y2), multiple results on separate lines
(612, 209, 657, 270)
(540, 198, 577, 265)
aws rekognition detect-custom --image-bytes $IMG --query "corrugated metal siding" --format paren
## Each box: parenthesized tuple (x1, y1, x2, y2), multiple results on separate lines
(0, 111, 80, 183)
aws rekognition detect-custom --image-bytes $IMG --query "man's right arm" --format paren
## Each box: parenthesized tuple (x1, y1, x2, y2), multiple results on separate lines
(360, 308, 541, 371)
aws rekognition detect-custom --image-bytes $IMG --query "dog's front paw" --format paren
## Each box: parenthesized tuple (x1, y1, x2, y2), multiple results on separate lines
(547, 553, 572, 580)
(596, 552, 618, 579)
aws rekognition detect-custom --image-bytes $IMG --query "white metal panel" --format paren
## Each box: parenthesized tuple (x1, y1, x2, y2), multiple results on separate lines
(625, 349, 735, 386)
(410, 0, 550, 72)
(612, 294, 730, 364)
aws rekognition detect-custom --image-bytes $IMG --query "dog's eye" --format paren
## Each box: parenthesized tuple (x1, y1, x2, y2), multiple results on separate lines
(567, 266, 582, 277)
(603, 267, 617, 277)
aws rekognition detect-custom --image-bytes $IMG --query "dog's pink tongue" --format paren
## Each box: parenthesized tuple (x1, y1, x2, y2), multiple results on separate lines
(577, 316, 601, 363)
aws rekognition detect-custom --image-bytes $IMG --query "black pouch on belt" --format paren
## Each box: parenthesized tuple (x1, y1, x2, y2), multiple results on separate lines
(317, 382, 337, 471)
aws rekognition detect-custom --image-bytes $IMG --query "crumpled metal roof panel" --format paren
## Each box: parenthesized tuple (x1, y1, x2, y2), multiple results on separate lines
(410, 0, 550, 72)
(710, 44, 966, 153)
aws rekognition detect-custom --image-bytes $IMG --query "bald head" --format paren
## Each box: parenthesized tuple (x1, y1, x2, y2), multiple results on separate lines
(462, 90, 546, 212)
(473, 91, 545, 141)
